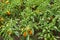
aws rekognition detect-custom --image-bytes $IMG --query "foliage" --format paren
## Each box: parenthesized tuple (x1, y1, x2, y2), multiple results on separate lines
(0, 0, 60, 40)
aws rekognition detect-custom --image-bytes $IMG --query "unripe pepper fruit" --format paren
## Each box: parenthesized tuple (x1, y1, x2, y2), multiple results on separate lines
(0, 17, 4, 21)
(6, 11, 11, 16)
(7, 31, 12, 35)
(5, 0, 9, 4)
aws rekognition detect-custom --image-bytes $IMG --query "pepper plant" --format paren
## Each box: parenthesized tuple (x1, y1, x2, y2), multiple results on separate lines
(0, 0, 60, 40)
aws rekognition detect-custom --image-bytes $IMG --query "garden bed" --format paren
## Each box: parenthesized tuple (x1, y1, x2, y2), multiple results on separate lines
(0, 0, 60, 40)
